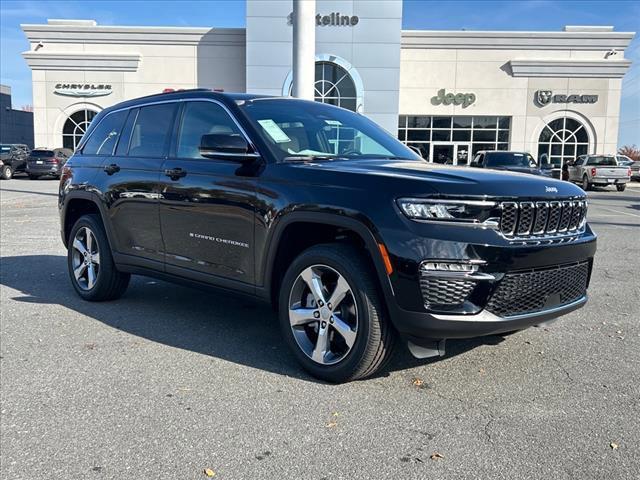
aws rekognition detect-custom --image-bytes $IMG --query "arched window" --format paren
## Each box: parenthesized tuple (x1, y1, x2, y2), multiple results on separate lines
(313, 61, 357, 111)
(537, 117, 589, 169)
(63, 109, 98, 151)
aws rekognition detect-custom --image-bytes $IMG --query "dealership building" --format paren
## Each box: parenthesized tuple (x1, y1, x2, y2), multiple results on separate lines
(21, 0, 634, 168)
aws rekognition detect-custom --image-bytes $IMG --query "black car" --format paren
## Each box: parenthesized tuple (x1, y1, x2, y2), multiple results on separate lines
(26, 148, 72, 179)
(0, 143, 30, 179)
(59, 90, 596, 382)
(471, 150, 554, 177)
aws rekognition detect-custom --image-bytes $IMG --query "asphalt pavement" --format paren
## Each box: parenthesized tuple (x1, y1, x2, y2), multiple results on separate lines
(1, 177, 639, 480)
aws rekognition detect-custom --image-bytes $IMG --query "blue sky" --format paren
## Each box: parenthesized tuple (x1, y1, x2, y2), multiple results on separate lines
(1, 0, 638, 146)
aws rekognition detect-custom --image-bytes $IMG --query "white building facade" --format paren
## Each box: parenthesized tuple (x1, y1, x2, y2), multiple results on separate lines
(21, 0, 634, 169)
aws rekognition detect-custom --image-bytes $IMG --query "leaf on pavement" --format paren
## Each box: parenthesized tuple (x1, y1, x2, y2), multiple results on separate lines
(610, 442, 619, 450)
(412, 378, 424, 387)
(430, 452, 444, 460)
(204, 468, 216, 477)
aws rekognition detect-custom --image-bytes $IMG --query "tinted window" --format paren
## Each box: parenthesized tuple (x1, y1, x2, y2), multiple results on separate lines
(128, 103, 177, 158)
(586, 156, 617, 166)
(30, 150, 54, 157)
(82, 110, 128, 155)
(485, 152, 533, 168)
(115, 109, 138, 156)
(177, 102, 243, 159)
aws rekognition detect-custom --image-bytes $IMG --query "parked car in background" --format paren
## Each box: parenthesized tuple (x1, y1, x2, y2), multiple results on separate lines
(630, 160, 640, 181)
(470, 151, 554, 177)
(566, 155, 631, 191)
(615, 155, 634, 167)
(0, 143, 30, 179)
(26, 148, 72, 179)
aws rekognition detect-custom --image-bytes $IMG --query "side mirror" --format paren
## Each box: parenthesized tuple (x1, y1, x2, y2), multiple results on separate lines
(199, 134, 259, 162)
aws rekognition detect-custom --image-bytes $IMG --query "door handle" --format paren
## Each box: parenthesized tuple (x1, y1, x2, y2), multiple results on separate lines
(164, 167, 187, 180)
(104, 163, 120, 175)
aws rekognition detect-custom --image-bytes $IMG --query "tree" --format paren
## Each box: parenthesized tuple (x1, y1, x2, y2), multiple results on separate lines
(618, 145, 640, 161)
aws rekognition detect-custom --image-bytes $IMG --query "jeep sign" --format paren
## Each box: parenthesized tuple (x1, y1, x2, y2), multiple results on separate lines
(535, 90, 598, 107)
(431, 89, 476, 108)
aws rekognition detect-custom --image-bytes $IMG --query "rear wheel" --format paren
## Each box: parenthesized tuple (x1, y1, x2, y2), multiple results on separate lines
(1, 165, 12, 180)
(68, 214, 130, 301)
(582, 175, 591, 191)
(279, 244, 396, 382)
(616, 184, 626, 192)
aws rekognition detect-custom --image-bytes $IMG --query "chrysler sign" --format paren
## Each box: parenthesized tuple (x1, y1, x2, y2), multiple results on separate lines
(535, 90, 598, 107)
(54, 83, 112, 97)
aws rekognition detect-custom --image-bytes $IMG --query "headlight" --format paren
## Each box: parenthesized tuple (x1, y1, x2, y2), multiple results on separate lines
(397, 198, 497, 224)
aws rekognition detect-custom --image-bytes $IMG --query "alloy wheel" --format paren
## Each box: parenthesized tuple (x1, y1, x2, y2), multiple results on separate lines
(288, 264, 358, 365)
(71, 227, 101, 290)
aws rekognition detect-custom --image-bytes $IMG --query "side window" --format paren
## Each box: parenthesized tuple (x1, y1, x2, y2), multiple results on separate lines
(82, 110, 127, 156)
(128, 103, 177, 158)
(177, 101, 243, 159)
(475, 154, 484, 165)
(115, 108, 138, 156)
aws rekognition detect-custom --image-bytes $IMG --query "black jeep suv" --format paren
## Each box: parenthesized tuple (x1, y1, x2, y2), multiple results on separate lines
(59, 90, 596, 382)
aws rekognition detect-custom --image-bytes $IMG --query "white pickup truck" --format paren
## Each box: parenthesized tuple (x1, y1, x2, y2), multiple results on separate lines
(566, 155, 631, 192)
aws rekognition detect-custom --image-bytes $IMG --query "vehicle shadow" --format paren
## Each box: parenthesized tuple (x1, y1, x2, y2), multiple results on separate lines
(0, 254, 504, 382)
(0, 187, 58, 197)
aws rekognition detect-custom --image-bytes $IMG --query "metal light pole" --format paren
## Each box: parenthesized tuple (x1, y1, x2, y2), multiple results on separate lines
(291, 0, 315, 100)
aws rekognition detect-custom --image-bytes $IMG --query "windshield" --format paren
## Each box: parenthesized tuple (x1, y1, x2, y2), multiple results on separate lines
(30, 150, 54, 157)
(485, 152, 535, 168)
(586, 156, 617, 166)
(238, 99, 421, 162)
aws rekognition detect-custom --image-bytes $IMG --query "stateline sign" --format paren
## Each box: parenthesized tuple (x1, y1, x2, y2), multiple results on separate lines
(431, 89, 476, 108)
(535, 90, 598, 107)
(54, 83, 112, 97)
(287, 12, 359, 26)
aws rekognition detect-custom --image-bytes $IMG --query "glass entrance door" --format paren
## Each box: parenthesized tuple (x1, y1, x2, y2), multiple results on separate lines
(430, 143, 471, 165)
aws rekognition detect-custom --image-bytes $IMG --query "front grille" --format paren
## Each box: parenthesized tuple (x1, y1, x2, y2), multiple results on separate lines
(499, 200, 586, 239)
(420, 277, 475, 308)
(486, 261, 589, 317)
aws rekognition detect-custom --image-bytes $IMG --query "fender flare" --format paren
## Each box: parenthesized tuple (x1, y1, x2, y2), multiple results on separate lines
(259, 211, 395, 303)
(61, 190, 116, 250)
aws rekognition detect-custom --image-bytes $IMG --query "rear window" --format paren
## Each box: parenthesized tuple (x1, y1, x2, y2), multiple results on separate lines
(485, 152, 534, 168)
(586, 156, 617, 166)
(30, 150, 54, 157)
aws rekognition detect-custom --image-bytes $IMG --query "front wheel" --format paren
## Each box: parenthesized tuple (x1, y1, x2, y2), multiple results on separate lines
(617, 184, 626, 192)
(582, 175, 591, 191)
(68, 214, 130, 301)
(279, 244, 396, 383)
(1, 165, 12, 180)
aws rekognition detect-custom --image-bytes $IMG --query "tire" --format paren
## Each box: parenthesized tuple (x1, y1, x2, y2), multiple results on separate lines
(582, 175, 591, 191)
(278, 244, 396, 383)
(616, 184, 626, 192)
(28, 174, 39, 180)
(67, 214, 130, 301)
(1, 165, 12, 180)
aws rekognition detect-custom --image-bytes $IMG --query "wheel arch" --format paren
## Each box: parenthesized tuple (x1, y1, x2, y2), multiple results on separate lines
(260, 211, 394, 308)
(62, 191, 114, 250)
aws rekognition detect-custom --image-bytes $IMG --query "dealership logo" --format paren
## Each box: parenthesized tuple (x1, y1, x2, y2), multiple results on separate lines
(431, 88, 476, 108)
(534, 90, 598, 107)
(287, 12, 359, 26)
(54, 83, 112, 97)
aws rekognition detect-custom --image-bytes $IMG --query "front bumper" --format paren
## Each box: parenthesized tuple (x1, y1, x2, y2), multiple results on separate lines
(384, 226, 596, 341)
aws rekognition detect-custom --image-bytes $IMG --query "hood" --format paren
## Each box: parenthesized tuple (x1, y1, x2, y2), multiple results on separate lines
(294, 158, 584, 199)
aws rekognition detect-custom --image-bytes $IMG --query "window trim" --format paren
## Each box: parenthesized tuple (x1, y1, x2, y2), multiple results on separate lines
(78, 97, 259, 160)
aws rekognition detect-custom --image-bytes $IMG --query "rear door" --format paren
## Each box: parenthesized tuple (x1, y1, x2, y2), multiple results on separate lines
(159, 100, 257, 287)
(93, 102, 178, 267)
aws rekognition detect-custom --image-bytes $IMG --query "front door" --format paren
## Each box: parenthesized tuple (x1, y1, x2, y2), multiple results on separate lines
(431, 143, 472, 166)
(159, 100, 257, 287)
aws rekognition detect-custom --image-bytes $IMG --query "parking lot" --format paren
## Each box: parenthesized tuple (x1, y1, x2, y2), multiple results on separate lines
(1, 177, 639, 480)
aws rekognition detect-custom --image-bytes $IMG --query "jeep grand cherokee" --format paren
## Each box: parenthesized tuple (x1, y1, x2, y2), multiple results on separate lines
(59, 90, 596, 382)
